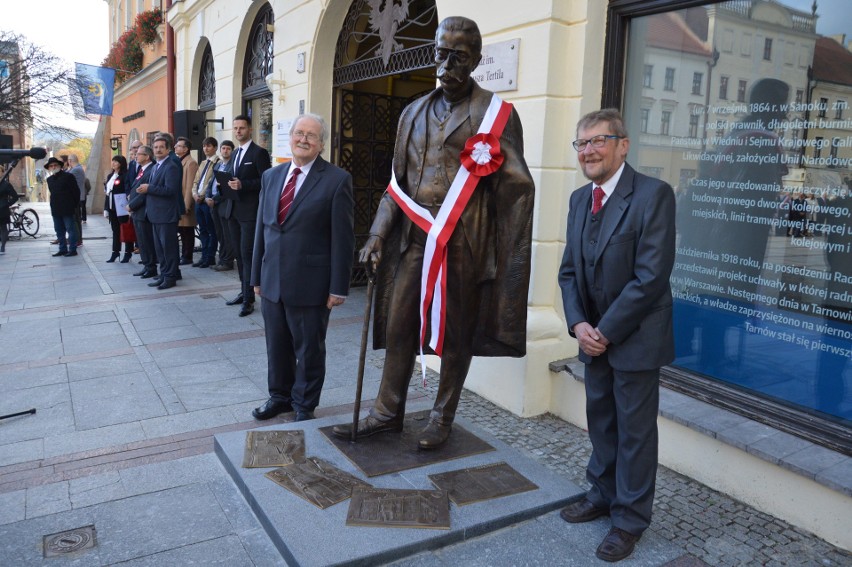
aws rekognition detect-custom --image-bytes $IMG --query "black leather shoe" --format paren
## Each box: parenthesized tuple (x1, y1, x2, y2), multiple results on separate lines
(225, 293, 244, 306)
(52, 251, 67, 257)
(106, 252, 119, 263)
(176, 270, 183, 281)
(64, 251, 78, 256)
(596, 527, 640, 562)
(252, 399, 293, 420)
(157, 280, 176, 290)
(212, 263, 233, 272)
(179, 258, 192, 265)
(140, 271, 159, 279)
(191, 259, 204, 267)
(120, 253, 132, 263)
(238, 302, 254, 317)
(418, 421, 452, 450)
(332, 415, 403, 440)
(295, 411, 315, 422)
(133, 268, 147, 276)
(560, 497, 609, 523)
(147, 278, 164, 287)
(197, 261, 210, 268)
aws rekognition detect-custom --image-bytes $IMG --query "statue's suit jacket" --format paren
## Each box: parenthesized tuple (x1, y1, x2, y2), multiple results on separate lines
(558, 163, 676, 371)
(221, 141, 271, 222)
(250, 155, 355, 306)
(370, 82, 535, 357)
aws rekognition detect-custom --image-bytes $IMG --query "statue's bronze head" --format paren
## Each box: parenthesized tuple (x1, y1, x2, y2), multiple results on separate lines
(435, 17, 483, 102)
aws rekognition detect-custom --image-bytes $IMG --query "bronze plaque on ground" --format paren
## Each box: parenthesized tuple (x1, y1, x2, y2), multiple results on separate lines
(346, 487, 450, 529)
(242, 430, 305, 468)
(428, 461, 539, 506)
(264, 457, 372, 509)
(319, 410, 495, 477)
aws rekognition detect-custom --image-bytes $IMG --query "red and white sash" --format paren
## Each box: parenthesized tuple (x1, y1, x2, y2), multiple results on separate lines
(385, 94, 513, 382)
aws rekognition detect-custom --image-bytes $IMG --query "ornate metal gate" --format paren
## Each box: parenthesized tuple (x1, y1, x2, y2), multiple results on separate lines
(332, 0, 438, 285)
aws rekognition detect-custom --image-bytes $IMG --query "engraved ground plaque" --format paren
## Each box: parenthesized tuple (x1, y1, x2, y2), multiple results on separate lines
(346, 487, 450, 529)
(242, 430, 305, 468)
(319, 410, 494, 477)
(428, 461, 539, 506)
(264, 457, 372, 509)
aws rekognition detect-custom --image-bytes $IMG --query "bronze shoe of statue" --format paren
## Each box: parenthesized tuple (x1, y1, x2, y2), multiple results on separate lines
(332, 415, 403, 440)
(417, 421, 452, 450)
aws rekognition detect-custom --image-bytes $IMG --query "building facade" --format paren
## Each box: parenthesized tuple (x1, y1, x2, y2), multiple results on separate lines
(151, 0, 849, 548)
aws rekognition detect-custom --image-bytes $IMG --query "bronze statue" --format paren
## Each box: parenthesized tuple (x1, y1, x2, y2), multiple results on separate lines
(333, 16, 534, 449)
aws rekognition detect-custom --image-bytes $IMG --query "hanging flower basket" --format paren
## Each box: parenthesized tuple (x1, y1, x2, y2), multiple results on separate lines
(136, 9, 164, 46)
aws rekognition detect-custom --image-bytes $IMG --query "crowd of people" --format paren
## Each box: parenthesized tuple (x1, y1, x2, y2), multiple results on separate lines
(45, 117, 270, 315)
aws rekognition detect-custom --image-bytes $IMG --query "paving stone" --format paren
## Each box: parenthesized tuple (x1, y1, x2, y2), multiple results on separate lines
(130, 310, 193, 332)
(172, 377, 265, 412)
(148, 342, 228, 368)
(160, 358, 242, 387)
(0, 437, 43, 467)
(42, 421, 147, 459)
(26, 481, 71, 519)
(0, 489, 26, 525)
(237, 528, 290, 567)
(781, 443, 848, 480)
(69, 471, 127, 509)
(94, 483, 234, 565)
(62, 333, 131, 356)
(113, 534, 255, 567)
(119, 453, 223, 497)
(69, 371, 156, 401)
(136, 325, 204, 344)
(0, 363, 68, 391)
(72, 389, 168, 430)
(139, 405, 238, 439)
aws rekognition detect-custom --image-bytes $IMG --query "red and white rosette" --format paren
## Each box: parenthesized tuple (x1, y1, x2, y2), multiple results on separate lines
(460, 133, 504, 177)
(386, 94, 513, 384)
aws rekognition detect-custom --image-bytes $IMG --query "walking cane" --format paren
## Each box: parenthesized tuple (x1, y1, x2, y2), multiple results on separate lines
(351, 275, 375, 443)
(0, 408, 36, 421)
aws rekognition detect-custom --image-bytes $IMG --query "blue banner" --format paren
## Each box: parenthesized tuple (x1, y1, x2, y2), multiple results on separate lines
(74, 63, 116, 116)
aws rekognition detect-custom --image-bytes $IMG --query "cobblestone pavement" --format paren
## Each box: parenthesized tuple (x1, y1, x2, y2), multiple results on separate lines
(412, 380, 850, 567)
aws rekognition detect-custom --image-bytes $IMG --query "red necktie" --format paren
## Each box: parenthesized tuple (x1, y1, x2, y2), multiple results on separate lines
(277, 167, 301, 224)
(136, 168, 144, 180)
(592, 186, 605, 214)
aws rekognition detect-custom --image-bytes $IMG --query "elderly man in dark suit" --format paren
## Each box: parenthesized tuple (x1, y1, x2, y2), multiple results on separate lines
(127, 145, 157, 278)
(135, 135, 183, 290)
(250, 113, 355, 422)
(224, 115, 272, 316)
(558, 109, 676, 562)
(45, 157, 80, 257)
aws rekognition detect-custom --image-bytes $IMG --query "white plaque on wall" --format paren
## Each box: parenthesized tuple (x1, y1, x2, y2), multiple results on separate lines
(472, 39, 520, 93)
(274, 119, 294, 159)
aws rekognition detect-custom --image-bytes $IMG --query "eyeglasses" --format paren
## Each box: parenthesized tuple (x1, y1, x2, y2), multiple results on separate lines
(292, 130, 319, 143)
(572, 135, 623, 152)
(435, 47, 472, 65)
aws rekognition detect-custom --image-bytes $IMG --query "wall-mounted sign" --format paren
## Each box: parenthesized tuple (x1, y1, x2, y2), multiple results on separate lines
(472, 39, 520, 93)
(274, 119, 294, 159)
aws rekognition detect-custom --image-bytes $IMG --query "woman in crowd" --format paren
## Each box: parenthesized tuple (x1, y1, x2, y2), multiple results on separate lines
(0, 165, 20, 255)
(104, 155, 133, 263)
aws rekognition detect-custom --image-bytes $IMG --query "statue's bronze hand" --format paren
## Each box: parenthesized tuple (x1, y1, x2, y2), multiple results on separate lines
(359, 235, 383, 278)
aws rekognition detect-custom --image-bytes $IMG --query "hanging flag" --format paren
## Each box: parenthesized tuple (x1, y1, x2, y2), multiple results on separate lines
(74, 63, 116, 116)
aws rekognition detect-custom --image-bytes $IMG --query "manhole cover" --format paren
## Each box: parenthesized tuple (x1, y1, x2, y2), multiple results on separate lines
(43, 525, 97, 557)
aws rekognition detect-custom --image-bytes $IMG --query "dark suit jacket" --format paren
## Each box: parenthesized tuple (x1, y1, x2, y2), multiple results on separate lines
(250, 156, 355, 306)
(127, 164, 154, 219)
(144, 158, 183, 224)
(47, 171, 80, 216)
(558, 163, 676, 371)
(222, 142, 271, 222)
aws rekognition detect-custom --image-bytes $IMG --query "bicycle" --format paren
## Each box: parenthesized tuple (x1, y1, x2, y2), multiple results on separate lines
(8, 204, 39, 238)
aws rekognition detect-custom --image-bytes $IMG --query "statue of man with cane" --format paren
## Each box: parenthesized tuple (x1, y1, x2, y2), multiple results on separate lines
(333, 16, 535, 449)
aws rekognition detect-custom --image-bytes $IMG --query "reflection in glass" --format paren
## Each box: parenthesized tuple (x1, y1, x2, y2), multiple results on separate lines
(623, 1, 851, 423)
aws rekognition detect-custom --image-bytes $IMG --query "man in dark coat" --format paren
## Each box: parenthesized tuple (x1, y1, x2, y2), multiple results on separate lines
(127, 145, 157, 278)
(45, 157, 80, 257)
(250, 113, 355, 422)
(135, 135, 183, 289)
(558, 109, 676, 562)
(333, 16, 535, 449)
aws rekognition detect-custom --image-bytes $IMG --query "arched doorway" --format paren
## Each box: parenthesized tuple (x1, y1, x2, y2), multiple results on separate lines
(242, 3, 274, 153)
(332, 0, 438, 285)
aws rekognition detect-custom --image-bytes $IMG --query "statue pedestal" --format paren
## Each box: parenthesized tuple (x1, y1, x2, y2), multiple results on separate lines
(214, 402, 581, 566)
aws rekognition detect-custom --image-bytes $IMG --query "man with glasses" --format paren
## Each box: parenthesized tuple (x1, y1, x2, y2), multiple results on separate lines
(250, 114, 354, 421)
(223, 115, 271, 316)
(333, 16, 534, 449)
(558, 109, 676, 562)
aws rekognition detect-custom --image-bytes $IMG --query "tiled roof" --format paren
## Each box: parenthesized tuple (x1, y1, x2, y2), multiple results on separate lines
(646, 11, 712, 57)
(813, 36, 852, 86)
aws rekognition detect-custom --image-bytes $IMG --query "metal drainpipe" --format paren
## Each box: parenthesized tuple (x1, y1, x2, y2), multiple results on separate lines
(166, 0, 175, 135)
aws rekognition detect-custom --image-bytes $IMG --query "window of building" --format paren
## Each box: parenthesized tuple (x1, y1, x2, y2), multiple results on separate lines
(664, 67, 675, 91)
(692, 72, 703, 95)
(198, 45, 216, 112)
(241, 4, 275, 154)
(643, 64, 653, 88)
(660, 110, 671, 135)
(689, 114, 700, 138)
(614, 0, 850, 450)
(737, 80, 747, 102)
(640, 108, 650, 133)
